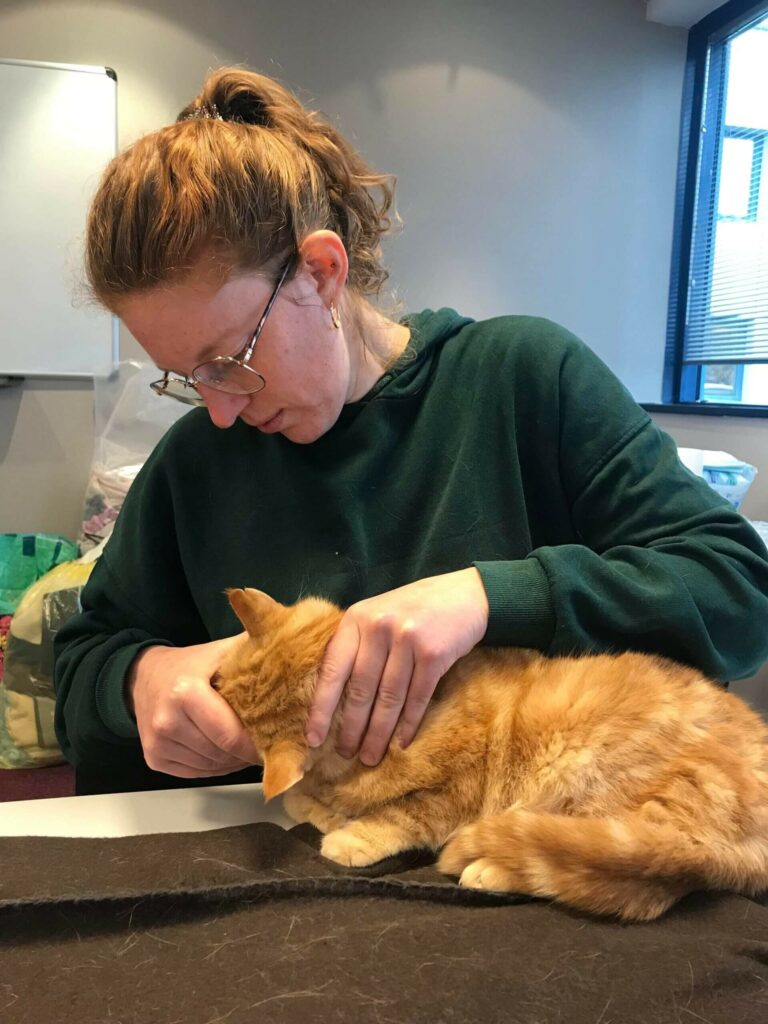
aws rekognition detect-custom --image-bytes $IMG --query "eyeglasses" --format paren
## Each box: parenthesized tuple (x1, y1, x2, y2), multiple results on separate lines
(149, 260, 292, 406)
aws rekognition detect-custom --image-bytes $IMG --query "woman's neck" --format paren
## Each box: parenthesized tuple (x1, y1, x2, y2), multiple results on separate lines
(345, 303, 411, 402)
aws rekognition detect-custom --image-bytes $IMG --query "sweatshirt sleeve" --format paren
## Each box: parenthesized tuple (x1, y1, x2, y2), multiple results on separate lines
(474, 332, 768, 682)
(53, 443, 208, 768)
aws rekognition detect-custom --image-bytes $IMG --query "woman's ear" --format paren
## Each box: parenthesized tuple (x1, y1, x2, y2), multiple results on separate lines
(226, 588, 283, 639)
(298, 230, 348, 305)
(261, 739, 307, 801)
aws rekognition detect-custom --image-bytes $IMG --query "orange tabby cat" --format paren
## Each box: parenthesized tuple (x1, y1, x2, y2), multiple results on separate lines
(216, 587, 768, 921)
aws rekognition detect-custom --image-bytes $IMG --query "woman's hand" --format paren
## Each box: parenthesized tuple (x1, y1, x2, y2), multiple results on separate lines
(305, 568, 489, 767)
(127, 635, 260, 778)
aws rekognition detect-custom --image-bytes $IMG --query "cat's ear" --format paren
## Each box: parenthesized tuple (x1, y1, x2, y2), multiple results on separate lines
(262, 739, 307, 801)
(227, 587, 283, 639)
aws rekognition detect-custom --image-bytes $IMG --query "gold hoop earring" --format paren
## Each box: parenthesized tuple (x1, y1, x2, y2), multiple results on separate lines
(330, 303, 341, 329)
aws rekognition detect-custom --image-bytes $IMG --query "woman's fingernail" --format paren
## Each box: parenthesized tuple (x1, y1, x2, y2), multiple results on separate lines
(306, 731, 320, 747)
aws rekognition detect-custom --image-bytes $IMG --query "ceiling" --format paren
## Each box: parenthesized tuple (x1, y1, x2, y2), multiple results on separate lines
(645, 0, 727, 28)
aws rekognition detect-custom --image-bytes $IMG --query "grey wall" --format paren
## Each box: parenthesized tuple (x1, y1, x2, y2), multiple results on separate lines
(1, 0, 694, 538)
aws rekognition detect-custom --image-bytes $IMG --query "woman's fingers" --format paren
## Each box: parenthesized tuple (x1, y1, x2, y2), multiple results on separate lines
(187, 686, 260, 763)
(356, 641, 415, 766)
(306, 570, 491, 766)
(147, 737, 249, 773)
(305, 617, 360, 748)
(152, 759, 247, 779)
(139, 675, 259, 775)
(334, 622, 391, 758)
(395, 652, 447, 749)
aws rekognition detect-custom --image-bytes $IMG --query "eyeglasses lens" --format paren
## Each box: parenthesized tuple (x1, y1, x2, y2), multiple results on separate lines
(192, 359, 265, 394)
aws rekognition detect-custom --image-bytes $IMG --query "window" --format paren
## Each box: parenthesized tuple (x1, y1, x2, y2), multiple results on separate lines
(663, 0, 768, 412)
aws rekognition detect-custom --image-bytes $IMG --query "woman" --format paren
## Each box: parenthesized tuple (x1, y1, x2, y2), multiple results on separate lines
(54, 68, 768, 796)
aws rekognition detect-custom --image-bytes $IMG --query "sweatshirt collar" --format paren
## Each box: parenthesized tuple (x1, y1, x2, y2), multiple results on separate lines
(353, 307, 475, 405)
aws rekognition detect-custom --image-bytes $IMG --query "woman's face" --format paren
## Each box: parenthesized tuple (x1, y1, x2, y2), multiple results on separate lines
(118, 261, 357, 444)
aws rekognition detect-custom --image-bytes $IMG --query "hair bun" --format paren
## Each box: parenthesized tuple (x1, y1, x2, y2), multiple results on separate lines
(177, 72, 272, 128)
(214, 89, 271, 127)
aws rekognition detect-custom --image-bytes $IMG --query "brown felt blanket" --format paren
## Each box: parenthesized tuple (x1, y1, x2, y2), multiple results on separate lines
(1, 822, 767, 1023)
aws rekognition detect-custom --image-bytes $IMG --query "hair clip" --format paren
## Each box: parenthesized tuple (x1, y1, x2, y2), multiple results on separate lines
(183, 103, 224, 122)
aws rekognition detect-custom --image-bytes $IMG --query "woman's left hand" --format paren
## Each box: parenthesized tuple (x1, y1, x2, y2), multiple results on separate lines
(305, 568, 490, 766)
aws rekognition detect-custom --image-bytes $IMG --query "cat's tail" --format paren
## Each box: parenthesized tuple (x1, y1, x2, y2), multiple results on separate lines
(437, 806, 768, 921)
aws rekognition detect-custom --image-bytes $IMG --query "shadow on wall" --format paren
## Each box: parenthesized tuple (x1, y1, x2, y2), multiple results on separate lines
(0, 0, 681, 121)
(0, 386, 23, 461)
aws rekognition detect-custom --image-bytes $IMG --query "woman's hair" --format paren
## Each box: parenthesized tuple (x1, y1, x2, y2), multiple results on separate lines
(85, 68, 396, 310)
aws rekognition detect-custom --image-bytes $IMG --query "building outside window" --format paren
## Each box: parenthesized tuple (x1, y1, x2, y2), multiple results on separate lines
(664, 0, 768, 411)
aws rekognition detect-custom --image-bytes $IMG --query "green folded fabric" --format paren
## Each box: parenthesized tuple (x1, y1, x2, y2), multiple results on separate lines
(0, 534, 78, 615)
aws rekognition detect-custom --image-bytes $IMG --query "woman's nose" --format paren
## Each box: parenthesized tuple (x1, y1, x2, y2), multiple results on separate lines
(197, 386, 250, 428)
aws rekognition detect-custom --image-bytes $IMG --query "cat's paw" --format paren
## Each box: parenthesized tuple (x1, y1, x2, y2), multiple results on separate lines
(282, 790, 313, 824)
(283, 791, 347, 833)
(437, 823, 480, 876)
(457, 858, 519, 893)
(321, 828, 386, 867)
(440, 828, 523, 892)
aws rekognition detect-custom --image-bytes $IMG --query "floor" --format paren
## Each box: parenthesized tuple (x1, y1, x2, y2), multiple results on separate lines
(0, 763, 75, 802)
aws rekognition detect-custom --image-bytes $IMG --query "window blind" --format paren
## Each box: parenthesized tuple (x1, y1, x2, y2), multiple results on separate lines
(683, 15, 768, 366)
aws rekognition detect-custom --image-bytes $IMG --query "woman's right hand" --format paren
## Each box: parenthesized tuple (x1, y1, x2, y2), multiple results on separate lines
(127, 636, 260, 778)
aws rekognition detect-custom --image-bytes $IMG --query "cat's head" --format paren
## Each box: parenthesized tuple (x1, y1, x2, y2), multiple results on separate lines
(216, 588, 343, 801)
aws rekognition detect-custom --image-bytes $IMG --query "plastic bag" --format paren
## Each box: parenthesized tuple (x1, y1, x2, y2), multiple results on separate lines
(0, 560, 94, 768)
(677, 448, 758, 512)
(0, 533, 78, 615)
(79, 361, 189, 551)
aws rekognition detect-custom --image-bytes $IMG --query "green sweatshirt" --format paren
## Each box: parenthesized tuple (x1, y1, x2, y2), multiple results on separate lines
(54, 309, 768, 768)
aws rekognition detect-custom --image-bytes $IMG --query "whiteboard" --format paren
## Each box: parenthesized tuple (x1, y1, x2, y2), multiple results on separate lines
(0, 59, 118, 378)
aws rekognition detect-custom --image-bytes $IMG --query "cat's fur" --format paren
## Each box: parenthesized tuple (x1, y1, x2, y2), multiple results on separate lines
(215, 587, 768, 921)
